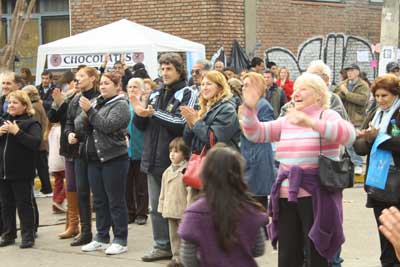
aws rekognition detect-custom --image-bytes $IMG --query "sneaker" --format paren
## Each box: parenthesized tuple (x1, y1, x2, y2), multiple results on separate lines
(134, 216, 147, 225)
(81, 240, 109, 252)
(105, 243, 128, 255)
(141, 248, 172, 262)
(354, 166, 363, 175)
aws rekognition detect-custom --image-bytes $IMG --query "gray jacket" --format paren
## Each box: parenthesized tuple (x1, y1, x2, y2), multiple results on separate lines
(74, 94, 130, 163)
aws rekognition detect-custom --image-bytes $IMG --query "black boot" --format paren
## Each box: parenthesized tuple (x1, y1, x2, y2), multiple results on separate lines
(70, 193, 92, 246)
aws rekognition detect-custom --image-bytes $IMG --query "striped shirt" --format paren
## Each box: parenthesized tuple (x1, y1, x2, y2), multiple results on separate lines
(240, 103, 356, 197)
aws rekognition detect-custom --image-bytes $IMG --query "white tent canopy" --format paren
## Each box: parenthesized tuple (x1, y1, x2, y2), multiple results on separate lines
(35, 19, 205, 84)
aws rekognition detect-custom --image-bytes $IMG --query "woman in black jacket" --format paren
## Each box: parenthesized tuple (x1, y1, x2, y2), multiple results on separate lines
(181, 70, 240, 154)
(0, 90, 41, 249)
(48, 75, 80, 239)
(354, 74, 400, 267)
(64, 66, 99, 246)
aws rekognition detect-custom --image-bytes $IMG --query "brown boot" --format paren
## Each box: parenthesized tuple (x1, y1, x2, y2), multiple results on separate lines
(58, 192, 80, 239)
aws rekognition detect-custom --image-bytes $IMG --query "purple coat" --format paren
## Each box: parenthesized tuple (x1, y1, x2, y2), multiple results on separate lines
(268, 166, 344, 261)
(178, 197, 268, 267)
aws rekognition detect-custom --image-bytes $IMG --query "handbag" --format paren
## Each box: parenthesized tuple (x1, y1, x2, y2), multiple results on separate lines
(318, 111, 354, 192)
(365, 132, 400, 204)
(182, 131, 214, 189)
(366, 166, 400, 204)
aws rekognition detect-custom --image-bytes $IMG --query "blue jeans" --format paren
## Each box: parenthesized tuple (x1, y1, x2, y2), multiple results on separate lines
(147, 173, 170, 251)
(88, 158, 129, 246)
(346, 144, 363, 167)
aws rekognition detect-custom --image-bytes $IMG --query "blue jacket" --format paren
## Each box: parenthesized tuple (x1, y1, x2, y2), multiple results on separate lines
(128, 105, 144, 160)
(240, 98, 275, 196)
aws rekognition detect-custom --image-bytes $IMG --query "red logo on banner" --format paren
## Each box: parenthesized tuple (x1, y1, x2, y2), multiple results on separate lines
(50, 54, 62, 67)
(133, 53, 144, 63)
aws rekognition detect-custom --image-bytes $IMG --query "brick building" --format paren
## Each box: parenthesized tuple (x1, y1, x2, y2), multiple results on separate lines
(70, 0, 384, 59)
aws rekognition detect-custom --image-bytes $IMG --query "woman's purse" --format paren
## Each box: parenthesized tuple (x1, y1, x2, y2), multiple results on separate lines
(318, 111, 354, 192)
(365, 132, 400, 204)
(182, 131, 214, 189)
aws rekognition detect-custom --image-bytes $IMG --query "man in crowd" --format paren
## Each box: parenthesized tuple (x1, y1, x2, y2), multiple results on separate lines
(213, 60, 225, 72)
(36, 70, 55, 112)
(100, 53, 133, 91)
(263, 69, 286, 118)
(334, 63, 370, 175)
(249, 57, 265, 73)
(132, 52, 197, 262)
(190, 59, 210, 91)
(386, 61, 400, 77)
(266, 61, 279, 78)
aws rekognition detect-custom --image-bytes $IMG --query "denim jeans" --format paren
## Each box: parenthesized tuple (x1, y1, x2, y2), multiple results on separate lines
(346, 144, 363, 167)
(88, 158, 129, 246)
(148, 173, 171, 251)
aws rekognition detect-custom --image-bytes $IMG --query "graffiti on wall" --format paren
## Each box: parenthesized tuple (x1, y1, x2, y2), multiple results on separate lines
(264, 33, 377, 85)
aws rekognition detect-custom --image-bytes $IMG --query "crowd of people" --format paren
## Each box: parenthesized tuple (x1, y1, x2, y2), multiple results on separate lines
(0, 52, 400, 267)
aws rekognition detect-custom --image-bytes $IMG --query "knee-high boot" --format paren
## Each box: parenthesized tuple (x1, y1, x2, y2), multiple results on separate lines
(59, 192, 80, 239)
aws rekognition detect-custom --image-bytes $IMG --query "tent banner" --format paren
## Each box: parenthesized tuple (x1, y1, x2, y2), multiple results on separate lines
(47, 52, 145, 69)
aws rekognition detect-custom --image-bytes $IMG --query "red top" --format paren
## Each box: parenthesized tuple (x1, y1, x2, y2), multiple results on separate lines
(277, 79, 294, 101)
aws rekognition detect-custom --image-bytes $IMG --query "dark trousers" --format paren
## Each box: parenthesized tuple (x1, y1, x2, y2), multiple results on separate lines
(126, 160, 148, 220)
(65, 159, 77, 192)
(373, 206, 400, 267)
(36, 150, 52, 194)
(88, 158, 129, 246)
(278, 197, 328, 267)
(74, 158, 92, 236)
(0, 179, 36, 242)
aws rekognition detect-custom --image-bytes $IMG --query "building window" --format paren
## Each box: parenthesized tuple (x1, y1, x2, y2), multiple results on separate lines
(39, 0, 69, 13)
(42, 16, 69, 44)
(369, 0, 383, 4)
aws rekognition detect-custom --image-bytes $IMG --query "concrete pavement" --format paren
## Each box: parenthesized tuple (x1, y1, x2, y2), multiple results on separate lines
(0, 185, 382, 267)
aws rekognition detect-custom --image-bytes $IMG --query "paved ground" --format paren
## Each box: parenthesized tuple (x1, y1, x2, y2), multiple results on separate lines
(0, 185, 382, 267)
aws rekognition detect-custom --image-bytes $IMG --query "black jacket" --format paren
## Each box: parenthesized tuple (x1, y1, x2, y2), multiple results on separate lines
(64, 88, 100, 159)
(37, 83, 56, 112)
(0, 113, 41, 181)
(48, 92, 79, 158)
(183, 97, 241, 154)
(134, 80, 197, 177)
(354, 107, 400, 207)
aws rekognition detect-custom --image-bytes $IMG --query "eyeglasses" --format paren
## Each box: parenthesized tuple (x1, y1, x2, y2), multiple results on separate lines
(191, 69, 201, 75)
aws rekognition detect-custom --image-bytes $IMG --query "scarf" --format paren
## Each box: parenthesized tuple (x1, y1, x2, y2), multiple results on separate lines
(371, 97, 400, 133)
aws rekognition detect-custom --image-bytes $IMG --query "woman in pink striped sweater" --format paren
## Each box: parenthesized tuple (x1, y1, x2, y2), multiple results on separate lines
(240, 72, 356, 267)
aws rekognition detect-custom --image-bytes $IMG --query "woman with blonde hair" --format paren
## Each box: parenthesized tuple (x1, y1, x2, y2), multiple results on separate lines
(276, 66, 294, 101)
(0, 90, 42, 249)
(181, 70, 240, 154)
(240, 72, 355, 267)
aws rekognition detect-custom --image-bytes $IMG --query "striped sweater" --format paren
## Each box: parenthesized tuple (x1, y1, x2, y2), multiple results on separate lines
(240, 103, 356, 197)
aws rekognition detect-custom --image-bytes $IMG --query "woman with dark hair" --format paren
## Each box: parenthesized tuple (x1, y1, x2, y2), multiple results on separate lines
(20, 67, 34, 85)
(178, 146, 267, 267)
(76, 72, 130, 255)
(0, 90, 41, 249)
(65, 66, 100, 246)
(354, 74, 400, 267)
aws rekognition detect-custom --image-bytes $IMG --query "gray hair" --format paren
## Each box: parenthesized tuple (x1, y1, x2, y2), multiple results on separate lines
(307, 60, 332, 85)
(195, 59, 211, 71)
(294, 72, 331, 109)
(127, 77, 145, 91)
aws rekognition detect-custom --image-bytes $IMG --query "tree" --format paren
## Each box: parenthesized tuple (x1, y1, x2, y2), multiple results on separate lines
(0, 0, 36, 71)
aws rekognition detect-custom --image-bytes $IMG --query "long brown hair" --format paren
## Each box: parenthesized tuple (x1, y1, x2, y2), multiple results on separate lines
(200, 146, 265, 251)
(198, 71, 232, 118)
(78, 66, 99, 90)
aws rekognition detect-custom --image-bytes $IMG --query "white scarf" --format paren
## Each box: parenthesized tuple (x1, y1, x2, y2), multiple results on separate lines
(371, 97, 400, 133)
